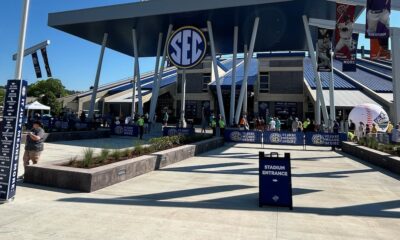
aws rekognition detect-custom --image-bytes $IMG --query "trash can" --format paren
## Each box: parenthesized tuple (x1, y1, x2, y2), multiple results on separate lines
(259, 152, 293, 209)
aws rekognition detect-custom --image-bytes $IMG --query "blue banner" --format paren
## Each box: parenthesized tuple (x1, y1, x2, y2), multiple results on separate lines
(0, 80, 27, 201)
(224, 129, 262, 143)
(305, 132, 347, 146)
(111, 125, 139, 137)
(263, 132, 304, 145)
(163, 127, 195, 137)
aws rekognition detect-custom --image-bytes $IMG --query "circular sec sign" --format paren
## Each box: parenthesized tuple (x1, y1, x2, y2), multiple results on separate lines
(167, 26, 207, 69)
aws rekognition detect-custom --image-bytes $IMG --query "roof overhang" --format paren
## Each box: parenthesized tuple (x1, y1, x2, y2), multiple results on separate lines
(48, 0, 363, 57)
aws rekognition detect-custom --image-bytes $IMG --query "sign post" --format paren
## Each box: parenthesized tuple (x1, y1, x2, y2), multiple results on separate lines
(259, 152, 293, 209)
(0, 80, 28, 202)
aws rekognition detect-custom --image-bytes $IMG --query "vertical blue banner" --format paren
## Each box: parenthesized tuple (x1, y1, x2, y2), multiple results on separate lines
(0, 80, 27, 201)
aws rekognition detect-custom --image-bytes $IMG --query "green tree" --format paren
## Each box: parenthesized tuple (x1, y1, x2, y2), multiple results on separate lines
(28, 78, 67, 98)
(0, 86, 5, 107)
(28, 78, 67, 116)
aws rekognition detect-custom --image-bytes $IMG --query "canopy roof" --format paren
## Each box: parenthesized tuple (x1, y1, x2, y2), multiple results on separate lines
(48, 0, 363, 57)
(25, 101, 51, 110)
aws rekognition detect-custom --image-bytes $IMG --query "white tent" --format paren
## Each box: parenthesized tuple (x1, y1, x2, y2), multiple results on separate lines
(25, 101, 50, 110)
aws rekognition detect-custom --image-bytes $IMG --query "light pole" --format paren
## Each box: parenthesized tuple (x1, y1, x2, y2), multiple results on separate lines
(15, 0, 31, 80)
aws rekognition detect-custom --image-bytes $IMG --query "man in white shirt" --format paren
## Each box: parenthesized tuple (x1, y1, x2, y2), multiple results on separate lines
(270, 118, 276, 131)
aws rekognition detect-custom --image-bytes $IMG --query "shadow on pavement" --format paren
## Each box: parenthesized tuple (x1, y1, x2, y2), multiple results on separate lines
(57, 185, 321, 212)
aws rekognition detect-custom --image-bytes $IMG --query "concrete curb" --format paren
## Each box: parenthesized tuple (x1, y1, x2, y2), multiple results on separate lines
(342, 141, 400, 175)
(24, 137, 224, 192)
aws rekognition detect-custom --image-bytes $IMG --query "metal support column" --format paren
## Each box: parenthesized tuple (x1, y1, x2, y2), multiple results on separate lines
(235, 17, 259, 124)
(230, 26, 238, 126)
(148, 32, 163, 121)
(391, 28, 400, 123)
(243, 45, 248, 116)
(207, 21, 226, 121)
(180, 70, 187, 127)
(14, 0, 30, 80)
(149, 25, 173, 123)
(88, 33, 108, 119)
(302, 15, 329, 125)
(329, 50, 335, 127)
(132, 29, 143, 115)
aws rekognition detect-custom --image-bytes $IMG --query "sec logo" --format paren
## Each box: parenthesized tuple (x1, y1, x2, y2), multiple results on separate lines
(115, 126, 124, 135)
(168, 26, 207, 69)
(230, 131, 242, 142)
(270, 133, 282, 144)
(312, 134, 325, 145)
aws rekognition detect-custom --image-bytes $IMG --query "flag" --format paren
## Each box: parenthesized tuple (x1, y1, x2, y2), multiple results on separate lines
(31, 52, 42, 79)
(40, 47, 52, 77)
(370, 38, 391, 60)
(343, 33, 359, 72)
(366, 0, 391, 38)
(334, 3, 356, 60)
(317, 28, 333, 72)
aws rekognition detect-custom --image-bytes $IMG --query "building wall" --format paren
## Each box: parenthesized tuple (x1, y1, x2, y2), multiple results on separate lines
(255, 56, 306, 119)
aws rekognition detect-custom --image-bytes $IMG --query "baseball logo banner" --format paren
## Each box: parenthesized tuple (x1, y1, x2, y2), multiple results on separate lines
(40, 47, 52, 77)
(370, 38, 391, 59)
(366, 0, 391, 38)
(317, 28, 333, 72)
(334, 3, 356, 60)
(342, 33, 359, 72)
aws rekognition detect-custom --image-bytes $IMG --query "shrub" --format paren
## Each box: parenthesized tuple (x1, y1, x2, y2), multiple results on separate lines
(122, 148, 132, 158)
(134, 143, 144, 154)
(82, 148, 94, 168)
(111, 149, 122, 161)
(98, 149, 110, 163)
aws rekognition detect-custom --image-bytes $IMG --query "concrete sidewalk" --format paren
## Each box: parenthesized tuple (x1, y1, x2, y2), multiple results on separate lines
(2, 143, 400, 240)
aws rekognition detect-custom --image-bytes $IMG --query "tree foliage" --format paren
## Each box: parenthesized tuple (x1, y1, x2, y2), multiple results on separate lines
(28, 78, 67, 116)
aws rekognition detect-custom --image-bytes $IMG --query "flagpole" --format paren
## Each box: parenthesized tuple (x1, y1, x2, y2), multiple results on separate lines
(14, 0, 31, 80)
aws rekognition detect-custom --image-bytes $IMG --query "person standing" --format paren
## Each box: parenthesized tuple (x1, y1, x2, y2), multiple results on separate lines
(269, 117, 276, 131)
(137, 115, 145, 140)
(292, 118, 299, 132)
(211, 116, 217, 136)
(275, 117, 281, 132)
(162, 110, 169, 127)
(219, 116, 226, 136)
(357, 122, 365, 140)
(23, 121, 46, 174)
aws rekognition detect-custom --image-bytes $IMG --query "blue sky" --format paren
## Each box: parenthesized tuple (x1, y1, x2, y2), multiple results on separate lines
(0, 1, 399, 91)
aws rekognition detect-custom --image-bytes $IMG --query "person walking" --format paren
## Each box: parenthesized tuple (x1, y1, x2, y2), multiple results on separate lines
(292, 118, 299, 132)
(23, 120, 46, 174)
(137, 115, 145, 140)
(357, 122, 365, 140)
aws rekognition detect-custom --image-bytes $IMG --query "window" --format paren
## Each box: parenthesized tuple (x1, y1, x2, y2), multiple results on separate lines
(259, 72, 269, 93)
(203, 73, 211, 92)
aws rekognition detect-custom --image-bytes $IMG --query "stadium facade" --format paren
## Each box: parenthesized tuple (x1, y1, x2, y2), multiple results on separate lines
(51, 0, 396, 125)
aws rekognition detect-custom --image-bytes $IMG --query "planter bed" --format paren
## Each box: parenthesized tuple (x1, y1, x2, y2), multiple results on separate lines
(24, 137, 224, 192)
(342, 141, 400, 175)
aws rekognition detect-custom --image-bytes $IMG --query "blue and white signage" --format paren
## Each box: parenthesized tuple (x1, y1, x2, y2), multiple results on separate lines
(264, 132, 304, 145)
(168, 26, 207, 69)
(163, 127, 195, 137)
(0, 80, 27, 201)
(224, 130, 262, 143)
(111, 125, 139, 137)
(305, 132, 347, 147)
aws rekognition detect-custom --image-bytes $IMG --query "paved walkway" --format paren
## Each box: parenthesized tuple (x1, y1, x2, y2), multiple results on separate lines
(2, 143, 400, 240)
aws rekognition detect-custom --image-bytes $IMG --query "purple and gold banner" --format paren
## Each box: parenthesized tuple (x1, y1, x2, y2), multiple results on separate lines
(342, 33, 359, 72)
(334, 3, 356, 60)
(366, 0, 391, 38)
(317, 28, 333, 72)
